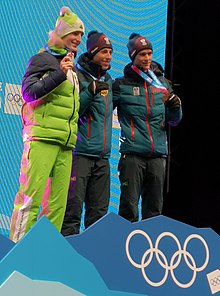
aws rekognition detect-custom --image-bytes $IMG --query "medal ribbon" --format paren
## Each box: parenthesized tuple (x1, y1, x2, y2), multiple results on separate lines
(76, 63, 105, 82)
(131, 65, 168, 93)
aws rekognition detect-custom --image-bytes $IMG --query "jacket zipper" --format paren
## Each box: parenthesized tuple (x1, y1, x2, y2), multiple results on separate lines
(102, 96, 108, 156)
(65, 89, 76, 146)
(87, 115, 92, 138)
(130, 118, 134, 139)
(144, 81, 154, 156)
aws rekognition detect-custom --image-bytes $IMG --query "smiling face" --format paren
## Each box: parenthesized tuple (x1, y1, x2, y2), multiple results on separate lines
(92, 48, 112, 70)
(62, 31, 83, 53)
(133, 49, 153, 71)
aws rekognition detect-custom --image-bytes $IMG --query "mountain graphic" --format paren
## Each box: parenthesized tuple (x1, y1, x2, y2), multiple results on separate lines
(0, 271, 84, 296)
(66, 213, 220, 296)
(0, 215, 144, 296)
(0, 234, 15, 261)
(1, 213, 220, 295)
(0, 270, 144, 296)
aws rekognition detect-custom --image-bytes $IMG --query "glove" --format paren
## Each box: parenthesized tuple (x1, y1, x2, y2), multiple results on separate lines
(88, 80, 109, 95)
(165, 93, 181, 109)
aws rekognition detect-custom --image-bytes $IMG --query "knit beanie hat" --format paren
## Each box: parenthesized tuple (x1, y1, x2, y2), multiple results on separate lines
(49, 6, 84, 47)
(127, 33, 153, 61)
(87, 30, 113, 58)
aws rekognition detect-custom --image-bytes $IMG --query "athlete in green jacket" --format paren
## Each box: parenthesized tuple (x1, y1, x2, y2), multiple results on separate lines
(10, 7, 84, 243)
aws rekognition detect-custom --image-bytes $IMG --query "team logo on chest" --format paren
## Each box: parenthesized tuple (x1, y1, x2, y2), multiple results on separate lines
(133, 86, 140, 96)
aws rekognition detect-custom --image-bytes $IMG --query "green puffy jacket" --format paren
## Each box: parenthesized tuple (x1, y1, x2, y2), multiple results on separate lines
(21, 51, 80, 148)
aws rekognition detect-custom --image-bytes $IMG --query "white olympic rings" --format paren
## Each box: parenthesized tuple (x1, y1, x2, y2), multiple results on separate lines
(125, 230, 209, 288)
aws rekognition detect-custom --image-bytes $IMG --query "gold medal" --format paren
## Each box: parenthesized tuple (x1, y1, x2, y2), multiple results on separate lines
(100, 90, 108, 96)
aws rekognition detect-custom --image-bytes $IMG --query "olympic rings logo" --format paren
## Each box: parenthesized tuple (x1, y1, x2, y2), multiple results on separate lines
(125, 230, 209, 288)
(210, 276, 220, 286)
(6, 92, 24, 106)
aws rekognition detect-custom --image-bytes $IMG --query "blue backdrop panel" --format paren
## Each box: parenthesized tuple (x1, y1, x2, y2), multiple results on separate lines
(0, 0, 168, 237)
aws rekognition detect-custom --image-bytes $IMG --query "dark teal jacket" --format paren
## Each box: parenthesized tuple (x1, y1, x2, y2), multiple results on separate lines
(113, 62, 182, 157)
(75, 53, 113, 158)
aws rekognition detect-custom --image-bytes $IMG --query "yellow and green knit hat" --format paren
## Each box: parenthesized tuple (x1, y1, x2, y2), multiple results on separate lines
(51, 6, 84, 38)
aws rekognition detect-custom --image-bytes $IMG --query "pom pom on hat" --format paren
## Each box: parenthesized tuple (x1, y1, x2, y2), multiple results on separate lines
(87, 30, 113, 58)
(54, 6, 84, 37)
(127, 33, 153, 61)
(49, 6, 84, 47)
